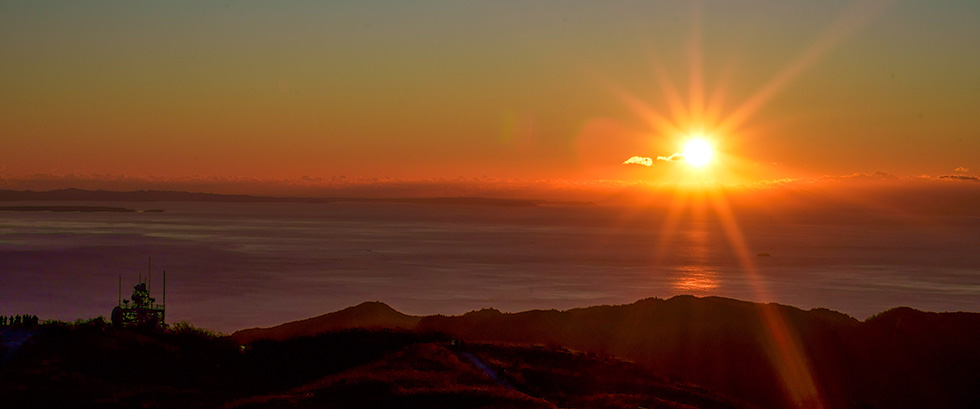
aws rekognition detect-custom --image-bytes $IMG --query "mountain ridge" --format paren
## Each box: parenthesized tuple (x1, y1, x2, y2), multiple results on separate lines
(0, 188, 573, 207)
(231, 301, 421, 344)
(228, 295, 980, 409)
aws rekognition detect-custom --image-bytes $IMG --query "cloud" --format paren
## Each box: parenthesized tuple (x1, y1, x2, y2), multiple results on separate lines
(955, 166, 969, 172)
(818, 172, 896, 182)
(623, 151, 687, 167)
(622, 156, 654, 167)
(939, 175, 980, 182)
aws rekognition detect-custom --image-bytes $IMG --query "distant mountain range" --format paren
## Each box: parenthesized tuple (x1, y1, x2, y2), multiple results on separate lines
(0, 188, 568, 207)
(0, 205, 151, 213)
(231, 296, 980, 409)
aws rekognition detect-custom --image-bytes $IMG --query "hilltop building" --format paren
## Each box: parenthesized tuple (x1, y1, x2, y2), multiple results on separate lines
(111, 268, 166, 328)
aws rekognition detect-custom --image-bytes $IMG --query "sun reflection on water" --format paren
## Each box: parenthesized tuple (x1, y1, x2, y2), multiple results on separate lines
(672, 266, 719, 293)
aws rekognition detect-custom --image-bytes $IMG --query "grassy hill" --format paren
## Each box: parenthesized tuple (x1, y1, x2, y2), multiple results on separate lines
(231, 295, 980, 409)
(0, 319, 749, 409)
(5, 296, 980, 408)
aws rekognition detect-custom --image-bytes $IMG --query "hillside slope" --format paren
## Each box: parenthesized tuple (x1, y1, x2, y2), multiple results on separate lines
(231, 296, 980, 409)
(1, 322, 750, 409)
(415, 296, 980, 409)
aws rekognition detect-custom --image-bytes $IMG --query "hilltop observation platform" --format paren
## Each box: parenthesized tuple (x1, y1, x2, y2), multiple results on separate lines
(111, 270, 166, 329)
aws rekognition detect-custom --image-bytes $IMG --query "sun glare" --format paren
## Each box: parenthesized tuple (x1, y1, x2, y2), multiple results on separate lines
(683, 138, 713, 167)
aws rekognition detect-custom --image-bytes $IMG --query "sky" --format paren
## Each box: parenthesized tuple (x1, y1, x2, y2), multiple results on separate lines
(2, 0, 979, 194)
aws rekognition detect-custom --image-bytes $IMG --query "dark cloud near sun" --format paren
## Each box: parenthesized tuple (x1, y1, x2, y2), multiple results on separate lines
(817, 171, 896, 182)
(939, 175, 980, 182)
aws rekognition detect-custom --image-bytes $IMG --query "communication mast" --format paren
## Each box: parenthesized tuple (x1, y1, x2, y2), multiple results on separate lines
(111, 257, 166, 328)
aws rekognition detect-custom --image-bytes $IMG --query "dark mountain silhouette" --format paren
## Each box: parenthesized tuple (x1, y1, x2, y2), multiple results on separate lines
(417, 296, 858, 409)
(0, 188, 271, 202)
(838, 307, 980, 409)
(5, 297, 980, 408)
(0, 205, 143, 212)
(231, 301, 421, 344)
(0, 188, 544, 207)
(1, 320, 750, 409)
(415, 296, 980, 409)
(231, 296, 980, 409)
(226, 341, 751, 409)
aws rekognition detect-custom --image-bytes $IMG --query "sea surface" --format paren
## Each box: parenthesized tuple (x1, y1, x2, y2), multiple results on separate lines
(2, 201, 979, 333)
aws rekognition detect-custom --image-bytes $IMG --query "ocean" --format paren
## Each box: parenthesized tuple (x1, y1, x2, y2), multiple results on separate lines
(2, 201, 978, 333)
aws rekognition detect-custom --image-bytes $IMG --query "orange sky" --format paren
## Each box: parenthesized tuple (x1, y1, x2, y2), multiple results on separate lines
(2, 1, 979, 191)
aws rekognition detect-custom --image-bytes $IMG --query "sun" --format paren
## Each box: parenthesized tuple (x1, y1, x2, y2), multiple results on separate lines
(683, 138, 714, 167)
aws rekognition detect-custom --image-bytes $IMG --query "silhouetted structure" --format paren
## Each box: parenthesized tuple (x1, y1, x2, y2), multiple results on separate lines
(111, 259, 166, 328)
